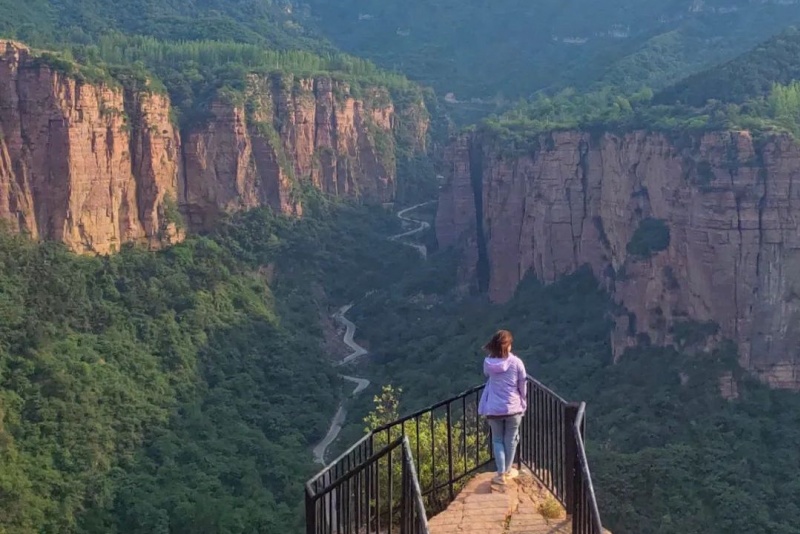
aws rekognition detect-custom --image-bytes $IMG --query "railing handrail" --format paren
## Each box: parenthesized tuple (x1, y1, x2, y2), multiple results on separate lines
(371, 384, 485, 434)
(308, 381, 492, 502)
(306, 434, 430, 534)
(306, 376, 604, 534)
(402, 436, 430, 533)
(308, 375, 567, 491)
(574, 402, 603, 533)
(525, 374, 570, 405)
(308, 436, 404, 496)
(306, 433, 373, 493)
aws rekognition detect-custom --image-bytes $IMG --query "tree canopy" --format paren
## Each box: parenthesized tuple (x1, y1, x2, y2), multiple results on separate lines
(0, 199, 422, 534)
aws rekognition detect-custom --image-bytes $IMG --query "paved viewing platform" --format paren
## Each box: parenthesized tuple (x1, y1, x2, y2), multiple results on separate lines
(428, 470, 572, 534)
(305, 378, 608, 534)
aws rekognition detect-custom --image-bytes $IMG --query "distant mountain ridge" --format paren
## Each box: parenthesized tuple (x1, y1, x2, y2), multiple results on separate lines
(301, 0, 800, 101)
(655, 26, 800, 105)
(0, 0, 325, 50)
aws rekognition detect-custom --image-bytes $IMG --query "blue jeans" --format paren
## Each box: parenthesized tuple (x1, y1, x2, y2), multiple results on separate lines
(487, 414, 523, 474)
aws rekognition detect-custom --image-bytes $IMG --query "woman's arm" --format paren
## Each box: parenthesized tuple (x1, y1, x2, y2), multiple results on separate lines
(516, 358, 527, 412)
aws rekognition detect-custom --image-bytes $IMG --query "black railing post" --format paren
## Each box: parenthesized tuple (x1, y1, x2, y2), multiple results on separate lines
(305, 490, 316, 534)
(519, 381, 525, 471)
(401, 450, 408, 534)
(445, 403, 455, 501)
(564, 402, 580, 517)
(577, 409, 587, 534)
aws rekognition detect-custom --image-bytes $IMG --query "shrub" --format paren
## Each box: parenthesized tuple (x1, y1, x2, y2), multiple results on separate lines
(670, 320, 720, 347)
(626, 218, 670, 259)
(538, 496, 563, 519)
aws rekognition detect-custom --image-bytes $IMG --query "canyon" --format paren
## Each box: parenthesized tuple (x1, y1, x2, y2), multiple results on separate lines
(0, 40, 427, 253)
(436, 129, 800, 390)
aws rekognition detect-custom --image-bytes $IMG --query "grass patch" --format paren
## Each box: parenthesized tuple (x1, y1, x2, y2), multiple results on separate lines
(538, 496, 563, 520)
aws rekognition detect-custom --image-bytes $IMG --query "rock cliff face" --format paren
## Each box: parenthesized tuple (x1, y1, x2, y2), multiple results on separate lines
(0, 41, 428, 248)
(182, 75, 413, 228)
(0, 41, 182, 253)
(437, 129, 800, 390)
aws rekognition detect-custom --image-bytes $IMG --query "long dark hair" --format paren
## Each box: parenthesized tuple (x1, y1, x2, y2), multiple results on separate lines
(483, 330, 513, 358)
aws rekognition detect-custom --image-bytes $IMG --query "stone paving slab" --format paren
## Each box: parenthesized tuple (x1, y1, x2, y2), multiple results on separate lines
(428, 471, 573, 534)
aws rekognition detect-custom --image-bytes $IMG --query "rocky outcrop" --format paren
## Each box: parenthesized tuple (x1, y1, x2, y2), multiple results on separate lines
(0, 41, 182, 254)
(0, 41, 429, 247)
(437, 129, 800, 390)
(182, 75, 412, 228)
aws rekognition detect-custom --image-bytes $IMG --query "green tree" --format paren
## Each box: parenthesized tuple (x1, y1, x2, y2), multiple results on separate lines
(364, 385, 490, 518)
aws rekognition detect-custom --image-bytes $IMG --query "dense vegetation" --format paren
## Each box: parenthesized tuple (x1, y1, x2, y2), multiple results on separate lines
(346, 256, 800, 534)
(627, 218, 671, 259)
(476, 78, 800, 154)
(301, 0, 800, 103)
(9, 0, 800, 125)
(656, 27, 800, 106)
(0, 0, 433, 167)
(468, 24, 800, 147)
(0, 0, 323, 51)
(0, 199, 420, 534)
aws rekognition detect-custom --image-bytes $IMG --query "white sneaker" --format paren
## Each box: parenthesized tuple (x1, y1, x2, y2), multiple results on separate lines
(506, 468, 519, 479)
(491, 473, 507, 485)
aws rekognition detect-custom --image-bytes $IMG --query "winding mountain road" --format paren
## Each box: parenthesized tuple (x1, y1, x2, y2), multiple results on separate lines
(388, 201, 435, 258)
(311, 201, 431, 465)
(332, 304, 368, 367)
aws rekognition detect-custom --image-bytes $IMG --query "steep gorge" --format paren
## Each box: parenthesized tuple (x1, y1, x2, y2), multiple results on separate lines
(0, 41, 428, 252)
(437, 129, 800, 390)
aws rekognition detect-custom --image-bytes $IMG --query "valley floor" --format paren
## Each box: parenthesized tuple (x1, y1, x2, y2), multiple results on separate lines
(311, 202, 433, 465)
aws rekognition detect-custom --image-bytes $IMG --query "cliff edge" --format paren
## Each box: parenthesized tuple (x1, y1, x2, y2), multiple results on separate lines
(437, 129, 800, 390)
(0, 41, 182, 253)
(0, 41, 429, 250)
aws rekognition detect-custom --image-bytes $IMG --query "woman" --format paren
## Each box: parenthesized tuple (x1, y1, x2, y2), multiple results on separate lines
(477, 330, 527, 485)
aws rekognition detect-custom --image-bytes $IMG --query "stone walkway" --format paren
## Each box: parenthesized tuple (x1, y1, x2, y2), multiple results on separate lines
(427, 470, 571, 534)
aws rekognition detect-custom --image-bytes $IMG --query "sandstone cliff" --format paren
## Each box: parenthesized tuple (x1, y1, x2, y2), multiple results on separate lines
(437, 129, 800, 390)
(0, 41, 182, 254)
(182, 74, 418, 228)
(0, 41, 429, 248)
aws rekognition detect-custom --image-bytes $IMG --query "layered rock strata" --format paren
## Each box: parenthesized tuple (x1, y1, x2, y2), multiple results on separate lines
(437, 129, 800, 389)
(0, 41, 428, 248)
(0, 41, 182, 253)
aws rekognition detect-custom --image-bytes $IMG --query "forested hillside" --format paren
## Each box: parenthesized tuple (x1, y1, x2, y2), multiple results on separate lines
(0, 198, 421, 533)
(3, 1, 800, 533)
(656, 26, 800, 105)
(0, 0, 323, 50)
(347, 260, 800, 534)
(462, 27, 800, 153)
(0, 0, 431, 134)
(302, 0, 800, 103)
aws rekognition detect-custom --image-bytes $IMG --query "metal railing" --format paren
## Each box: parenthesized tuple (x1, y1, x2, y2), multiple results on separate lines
(306, 376, 604, 534)
(519, 378, 569, 501)
(570, 403, 604, 534)
(517, 379, 604, 534)
(370, 384, 491, 513)
(305, 436, 429, 534)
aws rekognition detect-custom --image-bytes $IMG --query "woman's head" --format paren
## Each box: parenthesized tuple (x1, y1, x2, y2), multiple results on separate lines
(483, 330, 513, 358)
